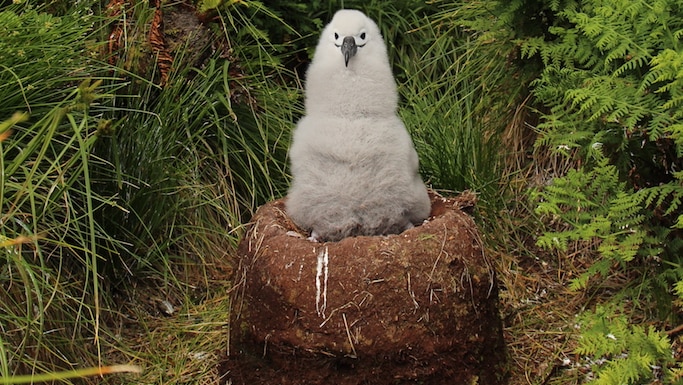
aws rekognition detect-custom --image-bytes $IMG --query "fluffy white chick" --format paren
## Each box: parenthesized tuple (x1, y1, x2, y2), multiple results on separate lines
(286, 9, 431, 242)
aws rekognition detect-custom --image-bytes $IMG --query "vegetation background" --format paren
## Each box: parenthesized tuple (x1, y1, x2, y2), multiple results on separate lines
(0, 0, 681, 384)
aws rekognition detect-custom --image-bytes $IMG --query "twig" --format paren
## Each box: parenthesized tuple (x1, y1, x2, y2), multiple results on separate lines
(342, 313, 357, 358)
(666, 323, 683, 337)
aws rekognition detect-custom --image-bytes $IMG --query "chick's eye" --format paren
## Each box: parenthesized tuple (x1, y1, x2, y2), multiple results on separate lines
(360, 32, 366, 39)
(334, 33, 339, 40)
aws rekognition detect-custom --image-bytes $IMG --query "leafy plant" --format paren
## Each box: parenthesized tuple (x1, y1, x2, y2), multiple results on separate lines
(451, 0, 683, 382)
(0, 2, 136, 380)
(525, 1, 682, 179)
(532, 157, 678, 292)
(451, 0, 683, 297)
(575, 305, 680, 385)
(515, 0, 683, 301)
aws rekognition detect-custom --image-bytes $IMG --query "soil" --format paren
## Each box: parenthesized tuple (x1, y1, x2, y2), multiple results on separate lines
(219, 192, 508, 385)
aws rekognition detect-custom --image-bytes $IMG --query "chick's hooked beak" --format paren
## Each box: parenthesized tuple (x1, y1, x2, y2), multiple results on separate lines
(340, 36, 357, 67)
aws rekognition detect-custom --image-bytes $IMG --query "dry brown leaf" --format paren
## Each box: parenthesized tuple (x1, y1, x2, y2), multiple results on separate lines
(149, 0, 173, 86)
(105, 0, 127, 65)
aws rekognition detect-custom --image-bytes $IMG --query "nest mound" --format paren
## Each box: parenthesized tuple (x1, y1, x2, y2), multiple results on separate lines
(224, 192, 508, 385)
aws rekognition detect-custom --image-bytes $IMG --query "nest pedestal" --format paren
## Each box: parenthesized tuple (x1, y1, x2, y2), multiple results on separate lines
(227, 192, 507, 385)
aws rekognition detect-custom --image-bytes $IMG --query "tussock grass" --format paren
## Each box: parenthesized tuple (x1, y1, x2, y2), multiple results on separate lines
(85, 1, 297, 383)
(0, 2, 130, 381)
(91, 1, 299, 278)
(0, 5, 99, 118)
(1, 90, 116, 381)
(0, 1, 295, 383)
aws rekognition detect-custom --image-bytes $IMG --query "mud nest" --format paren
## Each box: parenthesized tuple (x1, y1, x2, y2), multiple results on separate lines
(223, 192, 508, 385)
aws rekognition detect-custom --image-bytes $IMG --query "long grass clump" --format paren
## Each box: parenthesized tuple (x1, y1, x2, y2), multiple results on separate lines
(0, 2, 136, 381)
(0, 77, 119, 382)
(90, 0, 298, 282)
(0, 0, 298, 382)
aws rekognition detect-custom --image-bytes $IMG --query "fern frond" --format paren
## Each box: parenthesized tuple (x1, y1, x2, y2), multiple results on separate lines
(613, 53, 648, 77)
(641, 182, 683, 217)
(597, 231, 643, 262)
(532, 156, 674, 285)
(646, 112, 673, 143)
(642, 49, 683, 94)
(668, 123, 683, 156)
(576, 306, 676, 385)
(519, 36, 544, 59)
(675, 280, 683, 299)
(570, 258, 612, 290)
(608, 191, 646, 224)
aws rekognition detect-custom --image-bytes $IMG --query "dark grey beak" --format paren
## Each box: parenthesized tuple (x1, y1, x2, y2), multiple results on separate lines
(341, 36, 357, 67)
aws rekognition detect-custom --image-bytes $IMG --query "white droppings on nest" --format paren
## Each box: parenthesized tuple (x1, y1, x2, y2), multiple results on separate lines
(296, 263, 304, 282)
(316, 247, 329, 318)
